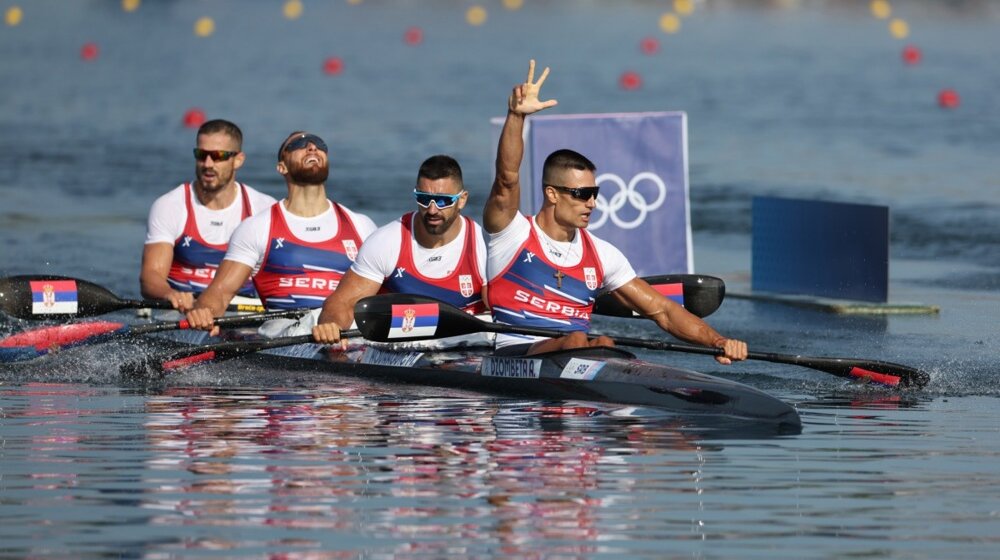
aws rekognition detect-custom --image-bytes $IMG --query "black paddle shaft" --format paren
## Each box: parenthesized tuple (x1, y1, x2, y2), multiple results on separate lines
(354, 294, 931, 389)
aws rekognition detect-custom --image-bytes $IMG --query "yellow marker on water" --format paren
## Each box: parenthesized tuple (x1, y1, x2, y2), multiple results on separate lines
(195, 17, 215, 37)
(284, 0, 303, 20)
(347, 0, 363, 4)
(660, 13, 681, 34)
(122, 0, 140, 13)
(467, 6, 487, 26)
(889, 18, 909, 39)
(503, 0, 523, 10)
(5, 6, 23, 26)
(870, 0, 891, 20)
(674, 0, 694, 16)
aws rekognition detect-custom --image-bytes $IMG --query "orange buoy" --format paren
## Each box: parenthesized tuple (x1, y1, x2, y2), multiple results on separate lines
(902, 44, 921, 65)
(80, 42, 99, 61)
(619, 71, 642, 91)
(183, 108, 206, 128)
(640, 36, 659, 55)
(937, 89, 960, 109)
(323, 57, 344, 75)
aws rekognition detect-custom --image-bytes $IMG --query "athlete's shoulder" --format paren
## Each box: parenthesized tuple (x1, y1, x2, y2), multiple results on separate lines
(240, 183, 278, 211)
(150, 183, 188, 207)
(334, 202, 378, 237)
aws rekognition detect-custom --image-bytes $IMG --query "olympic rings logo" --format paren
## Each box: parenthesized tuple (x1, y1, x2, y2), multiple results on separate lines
(590, 172, 667, 230)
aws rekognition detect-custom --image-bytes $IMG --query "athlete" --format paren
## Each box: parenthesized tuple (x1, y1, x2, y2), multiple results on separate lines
(311, 155, 487, 344)
(185, 131, 377, 335)
(484, 60, 748, 362)
(140, 119, 276, 312)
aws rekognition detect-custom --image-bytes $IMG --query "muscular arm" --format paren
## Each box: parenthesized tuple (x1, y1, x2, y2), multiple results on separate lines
(317, 270, 381, 330)
(185, 259, 253, 331)
(484, 59, 558, 234)
(140, 243, 195, 312)
(611, 277, 748, 365)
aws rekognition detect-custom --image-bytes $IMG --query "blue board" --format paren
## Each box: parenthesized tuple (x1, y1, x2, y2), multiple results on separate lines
(752, 196, 889, 303)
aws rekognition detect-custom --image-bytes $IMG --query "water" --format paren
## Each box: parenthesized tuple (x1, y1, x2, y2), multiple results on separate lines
(2, 1, 1000, 557)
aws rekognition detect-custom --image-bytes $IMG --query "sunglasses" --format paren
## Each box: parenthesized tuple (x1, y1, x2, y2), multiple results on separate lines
(413, 189, 463, 209)
(281, 133, 328, 154)
(193, 149, 240, 162)
(549, 184, 600, 201)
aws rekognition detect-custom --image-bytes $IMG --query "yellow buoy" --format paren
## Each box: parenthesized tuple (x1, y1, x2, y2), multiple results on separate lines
(502, 0, 523, 10)
(466, 6, 487, 26)
(194, 16, 215, 37)
(283, 0, 303, 20)
(870, 0, 891, 20)
(5, 6, 23, 26)
(347, 0, 363, 4)
(674, 0, 694, 16)
(659, 13, 681, 34)
(889, 18, 909, 39)
(122, 0, 140, 13)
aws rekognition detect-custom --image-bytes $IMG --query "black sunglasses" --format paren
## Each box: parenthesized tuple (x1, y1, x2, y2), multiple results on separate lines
(193, 149, 240, 162)
(281, 133, 328, 155)
(548, 184, 600, 201)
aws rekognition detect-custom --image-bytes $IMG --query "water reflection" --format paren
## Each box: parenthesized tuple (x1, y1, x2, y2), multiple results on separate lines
(137, 387, 770, 556)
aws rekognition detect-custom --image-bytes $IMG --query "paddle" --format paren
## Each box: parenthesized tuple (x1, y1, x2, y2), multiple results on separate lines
(0, 275, 265, 320)
(352, 294, 931, 389)
(0, 308, 309, 363)
(592, 274, 724, 319)
(120, 330, 360, 377)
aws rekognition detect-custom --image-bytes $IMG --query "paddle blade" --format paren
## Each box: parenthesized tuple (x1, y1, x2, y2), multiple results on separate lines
(354, 294, 492, 342)
(592, 274, 725, 319)
(0, 275, 170, 320)
(752, 351, 931, 389)
(0, 321, 129, 362)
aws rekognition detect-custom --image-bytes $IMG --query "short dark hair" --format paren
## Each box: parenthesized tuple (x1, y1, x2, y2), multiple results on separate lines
(417, 154, 463, 188)
(197, 119, 243, 150)
(541, 149, 596, 185)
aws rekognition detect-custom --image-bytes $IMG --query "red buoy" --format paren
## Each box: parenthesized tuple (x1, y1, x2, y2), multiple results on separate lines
(183, 108, 206, 129)
(80, 42, 99, 61)
(937, 88, 960, 109)
(640, 36, 659, 55)
(619, 71, 642, 91)
(902, 44, 922, 65)
(323, 56, 344, 75)
(404, 26, 423, 46)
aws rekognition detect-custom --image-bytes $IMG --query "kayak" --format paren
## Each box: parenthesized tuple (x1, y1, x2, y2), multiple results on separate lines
(135, 335, 803, 430)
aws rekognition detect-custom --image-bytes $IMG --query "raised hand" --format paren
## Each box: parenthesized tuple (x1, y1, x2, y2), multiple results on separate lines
(508, 59, 558, 115)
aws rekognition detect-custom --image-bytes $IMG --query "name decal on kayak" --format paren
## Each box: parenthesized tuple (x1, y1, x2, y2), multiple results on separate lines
(560, 358, 605, 381)
(361, 347, 423, 367)
(480, 356, 542, 379)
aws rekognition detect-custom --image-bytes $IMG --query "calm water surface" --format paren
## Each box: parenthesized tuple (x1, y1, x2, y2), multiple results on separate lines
(2, 1, 1000, 557)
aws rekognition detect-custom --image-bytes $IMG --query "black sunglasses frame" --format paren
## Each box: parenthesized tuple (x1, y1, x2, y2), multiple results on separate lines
(193, 149, 240, 162)
(548, 184, 600, 201)
(281, 133, 328, 155)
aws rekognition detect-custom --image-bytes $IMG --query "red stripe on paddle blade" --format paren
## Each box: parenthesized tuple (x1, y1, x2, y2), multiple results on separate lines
(849, 367, 901, 387)
(161, 351, 217, 371)
(0, 321, 127, 351)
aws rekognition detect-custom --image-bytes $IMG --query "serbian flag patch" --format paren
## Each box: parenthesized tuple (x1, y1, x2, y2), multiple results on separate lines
(388, 303, 439, 339)
(654, 282, 684, 306)
(30, 280, 79, 315)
